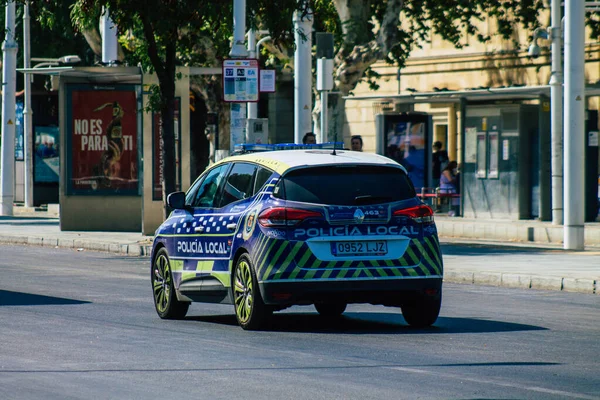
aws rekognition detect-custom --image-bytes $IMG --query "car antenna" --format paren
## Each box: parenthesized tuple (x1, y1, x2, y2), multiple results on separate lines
(331, 127, 337, 156)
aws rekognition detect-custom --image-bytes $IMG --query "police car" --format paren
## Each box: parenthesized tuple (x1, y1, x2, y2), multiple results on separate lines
(151, 143, 443, 330)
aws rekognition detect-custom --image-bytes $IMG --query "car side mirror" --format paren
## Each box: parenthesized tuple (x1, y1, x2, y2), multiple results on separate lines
(167, 191, 186, 210)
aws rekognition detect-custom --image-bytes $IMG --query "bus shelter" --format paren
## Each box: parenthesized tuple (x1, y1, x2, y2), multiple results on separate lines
(17, 66, 219, 233)
(346, 85, 600, 221)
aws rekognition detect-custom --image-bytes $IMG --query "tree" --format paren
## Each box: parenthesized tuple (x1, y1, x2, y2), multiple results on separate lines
(0, 2, 92, 91)
(11, 0, 597, 217)
(65, 0, 300, 218)
(263, 1, 598, 140)
(305, 0, 548, 138)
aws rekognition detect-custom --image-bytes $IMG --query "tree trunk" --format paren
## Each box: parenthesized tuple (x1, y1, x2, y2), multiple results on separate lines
(156, 49, 177, 220)
(81, 27, 126, 62)
(196, 75, 230, 156)
(189, 86, 210, 182)
(312, 0, 405, 145)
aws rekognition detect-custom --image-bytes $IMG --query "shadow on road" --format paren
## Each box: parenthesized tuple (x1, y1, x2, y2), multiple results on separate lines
(2, 221, 60, 226)
(440, 243, 561, 256)
(187, 311, 547, 334)
(0, 290, 90, 306)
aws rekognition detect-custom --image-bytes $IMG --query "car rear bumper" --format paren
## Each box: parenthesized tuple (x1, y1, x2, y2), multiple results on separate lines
(259, 277, 442, 306)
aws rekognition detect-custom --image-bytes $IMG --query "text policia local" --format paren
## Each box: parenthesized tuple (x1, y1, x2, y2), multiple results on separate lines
(74, 119, 133, 151)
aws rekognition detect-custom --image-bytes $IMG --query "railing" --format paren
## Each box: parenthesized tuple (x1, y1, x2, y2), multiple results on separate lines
(416, 187, 461, 214)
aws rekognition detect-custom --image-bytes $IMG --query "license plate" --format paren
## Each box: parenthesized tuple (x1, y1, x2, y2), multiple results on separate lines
(331, 241, 388, 256)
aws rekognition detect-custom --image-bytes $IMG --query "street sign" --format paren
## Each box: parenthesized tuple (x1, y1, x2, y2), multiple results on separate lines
(259, 69, 276, 93)
(222, 59, 259, 102)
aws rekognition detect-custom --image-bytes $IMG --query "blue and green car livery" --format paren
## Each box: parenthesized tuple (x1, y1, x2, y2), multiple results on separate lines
(151, 147, 444, 330)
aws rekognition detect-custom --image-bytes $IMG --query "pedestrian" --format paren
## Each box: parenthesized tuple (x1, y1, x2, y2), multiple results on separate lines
(432, 141, 449, 189)
(439, 160, 460, 216)
(351, 135, 363, 151)
(302, 132, 316, 145)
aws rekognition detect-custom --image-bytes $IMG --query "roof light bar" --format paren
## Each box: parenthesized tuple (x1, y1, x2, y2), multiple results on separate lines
(233, 142, 345, 154)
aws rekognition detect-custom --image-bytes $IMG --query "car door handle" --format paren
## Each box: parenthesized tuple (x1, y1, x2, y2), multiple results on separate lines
(194, 226, 205, 233)
(226, 223, 237, 231)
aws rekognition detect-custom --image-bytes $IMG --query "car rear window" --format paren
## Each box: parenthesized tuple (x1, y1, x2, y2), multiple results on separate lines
(275, 165, 416, 205)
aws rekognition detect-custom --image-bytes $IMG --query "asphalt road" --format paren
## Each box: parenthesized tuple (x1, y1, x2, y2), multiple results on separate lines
(1, 244, 599, 400)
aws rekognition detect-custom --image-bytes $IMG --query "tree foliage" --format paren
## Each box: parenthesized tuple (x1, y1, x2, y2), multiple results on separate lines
(326, 0, 551, 94)
(5, 0, 597, 214)
(0, 1, 92, 91)
(68, 0, 303, 217)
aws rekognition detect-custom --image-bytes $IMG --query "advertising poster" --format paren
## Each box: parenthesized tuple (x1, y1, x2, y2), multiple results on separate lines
(153, 98, 181, 201)
(386, 121, 426, 189)
(67, 85, 138, 194)
(230, 103, 247, 152)
(15, 101, 24, 160)
(34, 126, 60, 183)
(465, 127, 478, 163)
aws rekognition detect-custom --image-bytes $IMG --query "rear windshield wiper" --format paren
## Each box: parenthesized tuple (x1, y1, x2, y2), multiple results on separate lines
(353, 195, 392, 205)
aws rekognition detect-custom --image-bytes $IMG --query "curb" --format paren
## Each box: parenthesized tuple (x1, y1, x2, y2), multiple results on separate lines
(0, 235, 153, 257)
(437, 222, 600, 248)
(443, 270, 599, 295)
(2, 234, 598, 296)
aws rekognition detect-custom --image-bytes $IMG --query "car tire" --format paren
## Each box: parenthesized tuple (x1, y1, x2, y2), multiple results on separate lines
(233, 254, 272, 330)
(401, 292, 442, 328)
(152, 247, 190, 319)
(314, 302, 347, 317)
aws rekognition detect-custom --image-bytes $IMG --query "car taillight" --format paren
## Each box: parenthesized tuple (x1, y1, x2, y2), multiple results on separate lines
(393, 205, 434, 224)
(258, 207, 323, 227)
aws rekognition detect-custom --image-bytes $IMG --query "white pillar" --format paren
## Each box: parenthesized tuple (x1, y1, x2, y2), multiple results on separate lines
(100, 7, 118, 65)
(247, 29, 258, 119)
(0, 1, 18, 216)
(320, 91, 328, 143)
(293, 8, 313, 144)
(229, 0, 248, 58)
(550, 0, 563, 225)
(256, 36, 271, 61)
(23, 1, 34, 208)
(229, 0, 248, 154)
(563, 0, 585, 250)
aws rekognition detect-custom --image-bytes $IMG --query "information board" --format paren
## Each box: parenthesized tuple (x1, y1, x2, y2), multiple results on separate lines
(223, 59, 259, 102)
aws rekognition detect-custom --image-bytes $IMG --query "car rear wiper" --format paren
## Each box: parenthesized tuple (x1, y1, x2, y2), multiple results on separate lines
(353, 195, 392, 205)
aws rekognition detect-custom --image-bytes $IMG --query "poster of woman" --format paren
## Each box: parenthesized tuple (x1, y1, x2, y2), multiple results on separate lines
(67, 85, 138, 194)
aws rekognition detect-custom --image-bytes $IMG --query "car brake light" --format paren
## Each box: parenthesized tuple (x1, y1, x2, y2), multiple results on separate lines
(258, 207, 323, 227)
(393, 205, 434, 224)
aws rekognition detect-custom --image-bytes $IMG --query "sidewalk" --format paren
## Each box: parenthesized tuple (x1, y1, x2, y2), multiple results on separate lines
(1, 206, 599, 295)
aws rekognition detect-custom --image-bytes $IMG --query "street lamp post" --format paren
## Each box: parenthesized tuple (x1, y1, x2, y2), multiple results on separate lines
(23, 1, 33, 208)
(528, 1, 591, 248)
(529, 21, 563, 227)
(549, 0, 564, 227)
(0, 1, 18, 216)
(21, 54, 81, 210)
(293, 6, 313, 144)
(563, 0, 586, 250)
(247, 30, 270, 120)
(229, 0, 248, 154)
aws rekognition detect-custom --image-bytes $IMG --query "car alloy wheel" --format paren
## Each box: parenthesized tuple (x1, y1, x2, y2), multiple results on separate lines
(233, 254, 271, 330)
(152, 248, 189, 319)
